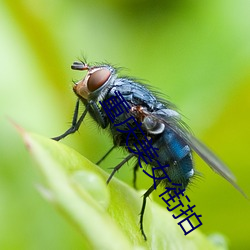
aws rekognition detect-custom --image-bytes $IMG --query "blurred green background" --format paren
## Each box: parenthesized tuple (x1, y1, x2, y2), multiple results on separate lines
(0, 0, 250, 249)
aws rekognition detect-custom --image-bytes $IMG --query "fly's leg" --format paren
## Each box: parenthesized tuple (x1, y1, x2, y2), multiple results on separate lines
(89, 100, 107, 129)
(140, 179, 161, 240)
(52, 100, 89, 141)
(107, 153, 134, 184)
(96, 145, 116, 165)
(133, 162, 139, 189)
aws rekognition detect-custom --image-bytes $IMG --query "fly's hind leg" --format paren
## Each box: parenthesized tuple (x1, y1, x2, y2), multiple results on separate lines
(140, 179, 161, 240)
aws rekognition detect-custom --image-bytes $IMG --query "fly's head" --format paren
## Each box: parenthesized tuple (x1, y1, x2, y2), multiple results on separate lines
(72, 61, 116, 101)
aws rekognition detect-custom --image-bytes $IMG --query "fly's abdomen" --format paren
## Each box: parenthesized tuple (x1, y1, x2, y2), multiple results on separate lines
(154, 129, 194, 188)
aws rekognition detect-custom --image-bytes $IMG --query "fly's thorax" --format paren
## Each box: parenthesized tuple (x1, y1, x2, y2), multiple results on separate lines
(73, 64, 117, 102)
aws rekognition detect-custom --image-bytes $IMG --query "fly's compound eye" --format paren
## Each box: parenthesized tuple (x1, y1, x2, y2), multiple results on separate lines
(87, 68, 111, 92)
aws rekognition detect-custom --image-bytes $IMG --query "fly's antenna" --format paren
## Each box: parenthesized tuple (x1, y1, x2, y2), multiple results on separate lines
(71, 61, 89, 71)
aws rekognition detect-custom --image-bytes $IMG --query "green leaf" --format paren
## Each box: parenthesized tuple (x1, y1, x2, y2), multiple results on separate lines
(19, 128, 226, 250)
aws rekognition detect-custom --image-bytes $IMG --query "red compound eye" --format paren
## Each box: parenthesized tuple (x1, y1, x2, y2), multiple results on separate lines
(87, 68, 111, 92)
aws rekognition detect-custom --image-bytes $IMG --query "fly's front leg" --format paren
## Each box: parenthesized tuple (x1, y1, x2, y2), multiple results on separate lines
(89, 100, 108, 129)
(52, 99, 89, 141)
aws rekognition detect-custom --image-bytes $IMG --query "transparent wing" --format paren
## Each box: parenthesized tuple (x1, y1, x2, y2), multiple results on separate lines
(148, 110, 248, 199)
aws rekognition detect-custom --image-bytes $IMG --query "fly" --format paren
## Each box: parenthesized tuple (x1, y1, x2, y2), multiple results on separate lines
(52, 60, 247, 239)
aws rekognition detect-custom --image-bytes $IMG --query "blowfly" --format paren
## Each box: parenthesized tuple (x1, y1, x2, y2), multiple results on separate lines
(52, 60, 247, 239)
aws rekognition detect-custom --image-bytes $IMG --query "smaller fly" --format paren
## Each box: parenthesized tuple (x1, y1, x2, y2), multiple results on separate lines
(52, 60, 247, 239)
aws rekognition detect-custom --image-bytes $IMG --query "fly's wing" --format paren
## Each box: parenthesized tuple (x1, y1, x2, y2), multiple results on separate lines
(151, 110, 248, 199)
(180, 131, 248, 198)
